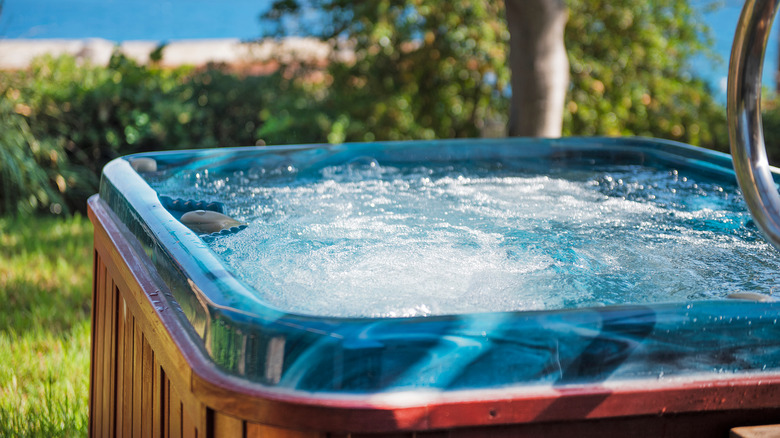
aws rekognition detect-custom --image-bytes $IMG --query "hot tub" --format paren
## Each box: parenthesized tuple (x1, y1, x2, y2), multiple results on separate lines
(89, 1, 780, 433)
(88, 136, 780, 437)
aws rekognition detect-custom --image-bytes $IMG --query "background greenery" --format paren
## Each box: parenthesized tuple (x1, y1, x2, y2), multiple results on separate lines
(1, 53, 280, 215)
(2, 0, 779, 435)
(261, 0, 729, 150)
(563, 0, 728, 149)
(0, 0, 745, 217)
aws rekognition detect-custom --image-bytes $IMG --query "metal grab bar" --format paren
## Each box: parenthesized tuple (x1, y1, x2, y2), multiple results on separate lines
(729, 0, 780, 251)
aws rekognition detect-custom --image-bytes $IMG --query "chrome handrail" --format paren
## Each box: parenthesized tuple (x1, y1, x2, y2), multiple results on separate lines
(729, 0, 780, 251)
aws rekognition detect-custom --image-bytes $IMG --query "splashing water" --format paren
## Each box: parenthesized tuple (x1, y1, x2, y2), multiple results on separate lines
(149, 160, 780, 318)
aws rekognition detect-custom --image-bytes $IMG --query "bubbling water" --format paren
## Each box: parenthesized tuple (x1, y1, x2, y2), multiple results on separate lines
(150, 160, 780, 318)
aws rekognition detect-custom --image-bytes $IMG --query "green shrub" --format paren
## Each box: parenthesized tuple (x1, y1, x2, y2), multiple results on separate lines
(261, 0, 729, 150)
(259, 1, 510, 144)
(0, 97, 94, 216)
(564, 0, 729, 151)
(1, 52, 273, 215)
(760, 99, 780, 165)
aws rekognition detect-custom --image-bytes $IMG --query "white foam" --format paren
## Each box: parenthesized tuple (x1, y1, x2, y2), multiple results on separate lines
(157, 164, 780, 317)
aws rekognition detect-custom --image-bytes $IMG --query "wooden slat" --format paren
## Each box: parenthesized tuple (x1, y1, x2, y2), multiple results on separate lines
(213, 412, 244, 437)
(89, 249, 100, 438)
(122, 305, 135, 437)
(246, 423, 322, 438)
(115, 292, 126, 437)
(170, 383, 183, 438)
(154, 357, 164, 438)
(96, 258, 107, 437)
(143, 336, 154, 438)
(101, 261, 108, 437)
(163, 375, 170, 438)
(90, 255, 101, 438)
(133, 317, 143, 438)
(107, 281, 117, 437)
(102, 265, 115, 438)
(182, 404, 198, 438)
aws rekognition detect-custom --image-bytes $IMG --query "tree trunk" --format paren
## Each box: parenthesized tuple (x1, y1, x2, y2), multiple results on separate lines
(505, 0, 569, 137)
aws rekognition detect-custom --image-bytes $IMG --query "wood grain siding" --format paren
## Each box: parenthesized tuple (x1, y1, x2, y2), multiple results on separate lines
(89, 197, 206, 438)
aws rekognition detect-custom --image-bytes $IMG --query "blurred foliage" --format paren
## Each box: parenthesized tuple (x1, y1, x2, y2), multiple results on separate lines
(262, 0, 729, 150)
(564, 0, 728, 151)
(260, 0, 511, 143)
(758, 95, 780, 164)
(0, 52, 272, 215)
(0, 97, 92, 216)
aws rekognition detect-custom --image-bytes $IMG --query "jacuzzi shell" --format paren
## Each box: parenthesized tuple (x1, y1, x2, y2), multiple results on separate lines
(89, 137, 780, 437)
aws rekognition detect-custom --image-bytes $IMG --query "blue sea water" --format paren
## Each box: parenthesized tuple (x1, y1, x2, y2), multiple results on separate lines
(0, 0, 274, 41)
(0, 0, 776, 96)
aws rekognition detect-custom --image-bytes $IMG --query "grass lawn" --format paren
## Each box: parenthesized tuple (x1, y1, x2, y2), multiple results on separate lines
(0, 214, 93, 437)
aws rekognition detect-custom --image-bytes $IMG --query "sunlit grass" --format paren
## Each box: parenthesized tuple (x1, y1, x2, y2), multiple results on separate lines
(0, 214, 92, 437)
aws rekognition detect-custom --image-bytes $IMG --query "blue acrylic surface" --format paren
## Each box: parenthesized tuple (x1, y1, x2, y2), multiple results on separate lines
(100, 137, 780, 393)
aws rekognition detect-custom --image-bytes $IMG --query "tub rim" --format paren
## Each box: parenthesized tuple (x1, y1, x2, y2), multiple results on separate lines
(95, 136, 780, 403)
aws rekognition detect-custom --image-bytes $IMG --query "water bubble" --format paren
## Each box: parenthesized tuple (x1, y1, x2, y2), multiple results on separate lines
(347, 156, 379, 170)
(248, 167, 266, 180)
(344, 156, 382, 180)
(271, 161, 297, 176)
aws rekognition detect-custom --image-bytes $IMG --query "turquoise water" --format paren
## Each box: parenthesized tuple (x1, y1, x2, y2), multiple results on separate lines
(150, 158, 780, 317)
